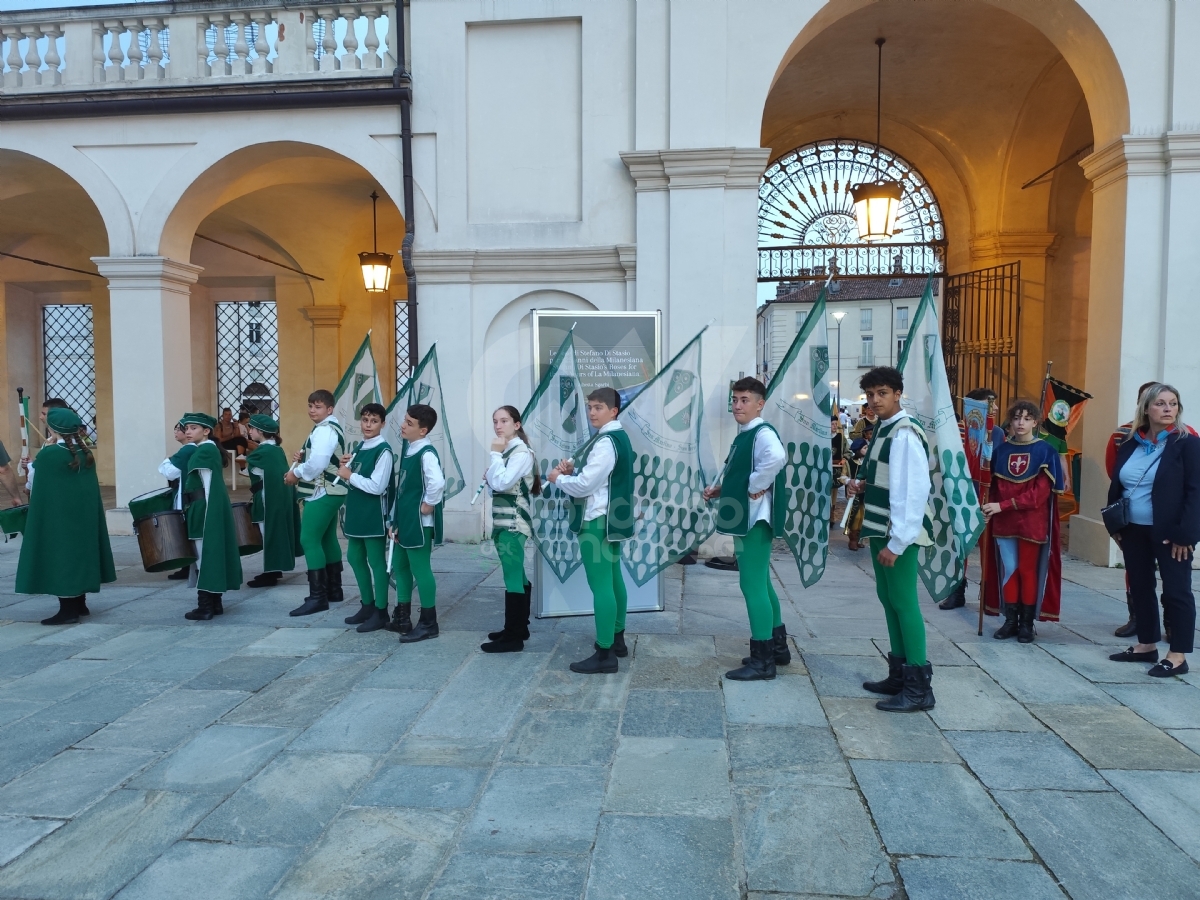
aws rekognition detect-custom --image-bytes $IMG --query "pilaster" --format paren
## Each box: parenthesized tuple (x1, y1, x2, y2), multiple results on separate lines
(300, 305, 345, 389)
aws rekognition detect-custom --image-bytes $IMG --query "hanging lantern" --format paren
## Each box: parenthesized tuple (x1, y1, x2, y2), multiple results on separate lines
(359, 191, 393, 293)
(851, 181, 902, 241)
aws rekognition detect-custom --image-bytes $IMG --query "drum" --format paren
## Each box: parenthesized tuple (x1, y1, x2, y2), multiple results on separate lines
(231, 502, 263, 556)
(129, 487, 175, 522)
(0, 504, 28, 537)
(133, 510, 197, 573)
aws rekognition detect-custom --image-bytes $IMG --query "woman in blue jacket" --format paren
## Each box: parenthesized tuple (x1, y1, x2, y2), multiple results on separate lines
(1106, 383, 1200, 676)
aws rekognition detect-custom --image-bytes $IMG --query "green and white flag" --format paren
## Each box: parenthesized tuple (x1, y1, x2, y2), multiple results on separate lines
(385, 344, 466, 500)
(525, 329, 590, 583)
(898, 277, 986, 602)
(334, 333, 382, 446)
(765, 287, 834, 587)
(620, 329, 714, 586)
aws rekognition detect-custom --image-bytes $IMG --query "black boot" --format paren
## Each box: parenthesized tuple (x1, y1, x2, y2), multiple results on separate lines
(246, 571, 281, 588)
(184, 591, 215, 621)
(345, 603, 374, 625)
(726, 639, 777, 681)
(399, 606, 439, 643)
(1114, 591, 1137, 637)
(939, 579, 967, 610)
(289, 569, 329, 617)
(876, 663, 935, 712)
(612, 631, 629, 658)
(742, 625, 791, 666)
(1017, 604, 1036, 643)
(385, 601, 413, 635)
(993, 606, 1019, 640)
(518, 582, 532, 640)
(325, 562, 344, 602)
(211, 593, 224, 616)
(863, 652, 905, 695)
(167, 566, 189, 581)
(482, 592, 524, 652)
(356, 606, 390, 633)
(41, 597, 80, 626)
(75, 595, 90, 617)
(570, 642, 618, 674)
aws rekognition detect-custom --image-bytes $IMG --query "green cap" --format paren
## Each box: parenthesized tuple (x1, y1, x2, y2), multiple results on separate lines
(46, 407, 82, 435)
(249, 414, 278, 433)
(179, 412, 217, 430)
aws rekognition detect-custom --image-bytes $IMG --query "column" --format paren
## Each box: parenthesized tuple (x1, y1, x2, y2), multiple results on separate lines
(92, 257, 201, 523)
(300, 305, 345, 389)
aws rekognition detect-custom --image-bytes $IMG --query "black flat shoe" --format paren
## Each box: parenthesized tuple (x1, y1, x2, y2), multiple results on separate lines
(1148, 658, 1189, 678)
(1109, 647, 1159, 663)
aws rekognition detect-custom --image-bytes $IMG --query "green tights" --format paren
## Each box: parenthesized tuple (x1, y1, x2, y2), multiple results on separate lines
(300, 493, 344, 569)
(347, 536, 389, 610)
(494, 529, 530, 593)
(733, 521, 783, 641)
(579, 516, 628, 649)
(868, 538, 927, 665)
(393, 526, 437, 609)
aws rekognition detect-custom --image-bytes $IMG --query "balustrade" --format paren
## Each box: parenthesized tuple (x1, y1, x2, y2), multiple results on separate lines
(0, 2, 396, 93)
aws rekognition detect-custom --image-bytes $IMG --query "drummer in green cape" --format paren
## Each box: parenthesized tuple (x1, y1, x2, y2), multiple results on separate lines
(338, 403, 396, 633)
(284, 390, 347, 617)
(703, 377, 789, 681)
(158, 419, 198, 580)
(548, 387, 634, 675)
(179, 412, 243, 621)
(244, 415, 301, 588)
(389, 403, 445, 642)
(17, 407, 115, 625)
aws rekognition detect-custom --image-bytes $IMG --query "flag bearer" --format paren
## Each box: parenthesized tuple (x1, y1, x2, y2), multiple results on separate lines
(703, 377, 789, 680)
(339, 403, 396, 633)
(847, 366, 936, 712)
(390, 404, 446, 642)
(17, 407, 115, 625)
(548, 387, 634, 674)
(481, 404, 541, 653)
(285, 390, 347, 617)
(179, 412, 243, 621)
(244, 415, 300, 588)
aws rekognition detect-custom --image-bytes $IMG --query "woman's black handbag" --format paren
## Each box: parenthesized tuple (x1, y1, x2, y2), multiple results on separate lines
(1102, 461, 1153, 535)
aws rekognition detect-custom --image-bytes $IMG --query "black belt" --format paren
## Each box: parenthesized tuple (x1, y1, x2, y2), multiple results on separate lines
(184, 489, 204, 505)
(249, 481, 263, 494)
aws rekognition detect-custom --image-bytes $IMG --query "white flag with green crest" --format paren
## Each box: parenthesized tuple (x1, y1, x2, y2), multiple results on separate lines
(765, 288, 834, 587)
(620, 328, 714, 586)
(898, 277, 985, 602)
(384, 344, 466, 500)
(524, 328, 590, 582)
(334, 334, 381, 446)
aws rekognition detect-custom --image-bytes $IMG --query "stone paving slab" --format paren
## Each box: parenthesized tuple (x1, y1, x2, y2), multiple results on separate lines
(131, 724, 291, 793)
(112, 841, 299, 900)
(945, 730, 1109, 791)
(822, 697, 959, 762)
(926, 666, 1045, 732)
(960, 643, 1120, 705)
(0, 715, 105, 786)
(621, 689, 725, 739)
(289, 688, 430, 753)
(723, 673, 827, 726)
(462, 764, 606, 853)
(1029, 703, 1200, 770)
(0, 747, 160, 817)
(0, 815, 63, 868)
(181, 653, 298, 692)
(586, 814, 740, 900)
(79, 689, 248, 751)
(605, 737, 731, 817)
(1101, 681, 1200, 729)
(502, 709, 621, 767)
(1101, 769, 1200, 863)
(427, 851, 590, 900)
(727, 724, 851, 787)
(897, 857, 1067, 900)
(353, 764, 487, 809)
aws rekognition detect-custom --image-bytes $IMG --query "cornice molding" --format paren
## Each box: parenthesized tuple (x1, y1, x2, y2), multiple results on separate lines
(413, 246, 635, 285)
(619, 151, 668, 192)
(91, 256, 202, 289)
(300, 305, 346, 326)
(621, 147, 771, 191)
(1081, 135, 1171, 190)
(970, 232, 1059, 261)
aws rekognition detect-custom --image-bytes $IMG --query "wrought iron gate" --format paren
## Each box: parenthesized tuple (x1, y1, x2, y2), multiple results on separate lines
(215, 301, 280, 416)
(941, 262, 1021, 415)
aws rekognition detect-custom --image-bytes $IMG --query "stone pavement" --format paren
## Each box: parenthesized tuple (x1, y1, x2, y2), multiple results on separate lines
(0, 532, 1198, 900)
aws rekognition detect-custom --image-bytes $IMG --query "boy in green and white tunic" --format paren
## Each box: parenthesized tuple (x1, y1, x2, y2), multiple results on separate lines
(704, 377, 789, 681)
(158, 419, 198, 580)
(390, 403, 446, 642)
(339, 403, 396, 634)
(549, 387, 634, 675)
(179, 412, 243, 621)
(846, 366, 936, 713)
(285, 389, 347, 617)
(244, 415, 300, 588)
(481, 404, 540, 654)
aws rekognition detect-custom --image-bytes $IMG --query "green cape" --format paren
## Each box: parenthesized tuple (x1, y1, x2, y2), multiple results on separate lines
(245, 441, 301, 572)
(16, 443, 115, 597)
(184, 441, 242, 592)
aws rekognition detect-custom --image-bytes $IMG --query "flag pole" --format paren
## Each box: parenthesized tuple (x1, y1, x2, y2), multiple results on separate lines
(1038, 361, 1053, 415)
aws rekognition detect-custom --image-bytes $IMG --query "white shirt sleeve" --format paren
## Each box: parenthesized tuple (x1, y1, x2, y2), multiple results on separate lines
(748, 428, 787, 494)
(555, 436, 615, 499)
(486, 445, 534, 493)
(349, 449, 393, 496)
(292, 424, 337, 481)
(886, 427, 933, 555)
(421, 451, 446, 506)
(25, 459, 34, 493)
(158, 458, 182, 481)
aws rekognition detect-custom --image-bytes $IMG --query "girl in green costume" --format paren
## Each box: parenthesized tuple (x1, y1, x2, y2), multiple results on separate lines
(339, 403, 396, 634)
(390, 404, 445, 643)
(17, 407, 115, 626)
(481, 405, 540, 653)
(179, 413, 243, 621)
(244, 415, 301, 588)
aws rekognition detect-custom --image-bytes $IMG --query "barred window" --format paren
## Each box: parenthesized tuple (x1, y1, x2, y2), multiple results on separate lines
(395, 300, 411, 387)
(42, 304, 98, 440)
(215, 301, 279, 416)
